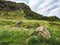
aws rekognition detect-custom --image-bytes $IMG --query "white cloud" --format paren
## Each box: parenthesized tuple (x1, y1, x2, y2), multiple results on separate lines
(28, 0, 60, 18)
(28, 0, 40, 9)
(9, 0, 24, 3)
(9, 0, 60, 18)
(49, 8, 60, 17)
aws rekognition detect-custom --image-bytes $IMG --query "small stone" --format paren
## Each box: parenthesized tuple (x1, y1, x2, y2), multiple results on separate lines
(15, 20, 23, 27)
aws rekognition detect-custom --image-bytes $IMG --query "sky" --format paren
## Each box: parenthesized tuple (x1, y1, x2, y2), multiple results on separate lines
(9, 0, 60, 18)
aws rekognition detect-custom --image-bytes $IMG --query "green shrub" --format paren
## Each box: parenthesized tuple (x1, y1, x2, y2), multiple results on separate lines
(0, 30, 13, 45)
(28, 36, 38, 45)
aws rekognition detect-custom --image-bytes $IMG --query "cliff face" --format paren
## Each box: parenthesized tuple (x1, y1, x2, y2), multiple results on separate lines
(0, 1, 31, 11)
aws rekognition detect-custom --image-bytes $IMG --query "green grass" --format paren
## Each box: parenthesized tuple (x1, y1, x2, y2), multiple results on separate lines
(0, 19, 60, 45)
(0, 10, 26, 20)
(0, 2, 60, 45)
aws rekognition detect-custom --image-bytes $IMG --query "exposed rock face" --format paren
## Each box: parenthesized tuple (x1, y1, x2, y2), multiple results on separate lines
(15, 20, 23, 27)
(36, 26, 51, 39)
(0, 1, 31, 11)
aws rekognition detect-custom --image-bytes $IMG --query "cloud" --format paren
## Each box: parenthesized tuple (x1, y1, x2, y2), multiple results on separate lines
(9, 0, 24, 3)
(27, 0, 60, 18)
(9, 0, 60, 18)
(49, 8, 60, 17)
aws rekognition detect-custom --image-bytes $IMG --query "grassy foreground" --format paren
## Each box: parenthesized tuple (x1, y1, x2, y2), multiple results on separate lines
(0, 19, 60, 45)
(0, 1, 60, 45)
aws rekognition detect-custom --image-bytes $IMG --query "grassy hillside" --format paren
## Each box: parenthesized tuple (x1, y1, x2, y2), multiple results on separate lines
(0, 1, 60, 21)
(0, 19, 60, 45)
(0, 1, 60, 45)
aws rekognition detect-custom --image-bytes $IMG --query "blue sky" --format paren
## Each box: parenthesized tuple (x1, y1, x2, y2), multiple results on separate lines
(9, 0, 60, 18)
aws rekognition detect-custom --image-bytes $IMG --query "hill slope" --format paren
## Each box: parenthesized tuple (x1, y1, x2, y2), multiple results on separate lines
(0, 1, 60, 21)
(0, 1, 60, 45)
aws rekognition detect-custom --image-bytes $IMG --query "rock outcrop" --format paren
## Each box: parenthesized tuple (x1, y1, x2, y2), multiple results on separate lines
(15, 20, 23, 27)
(36, 26, 51, 39)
